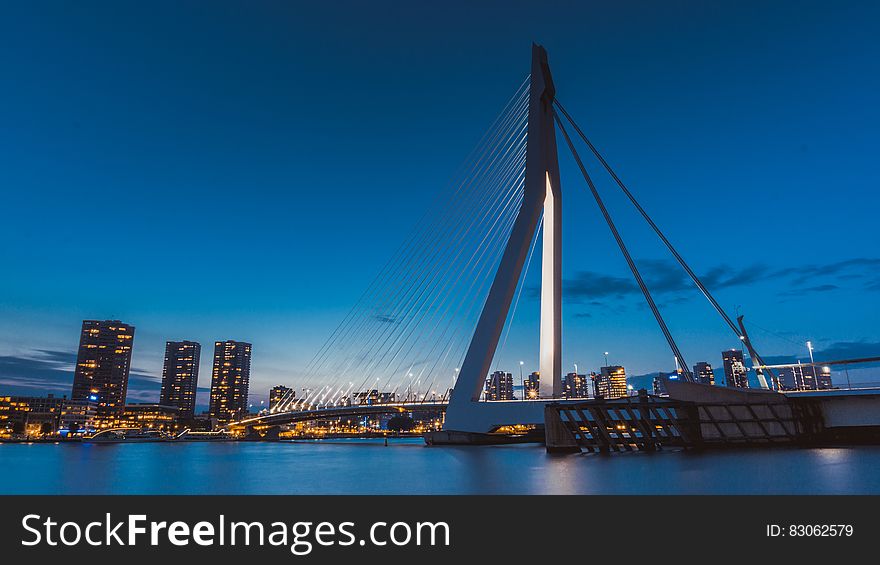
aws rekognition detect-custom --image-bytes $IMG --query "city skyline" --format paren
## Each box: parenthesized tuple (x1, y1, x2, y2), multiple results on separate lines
(2, 2, 880, 404)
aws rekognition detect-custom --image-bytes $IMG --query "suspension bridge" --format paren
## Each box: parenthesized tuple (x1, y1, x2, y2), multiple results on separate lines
(233, 45, 880, 444)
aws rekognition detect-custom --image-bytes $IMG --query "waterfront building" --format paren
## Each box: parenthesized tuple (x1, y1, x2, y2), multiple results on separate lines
(693, 361, 716, 385)
(70, 320, 135, 423)
(722, 349, 749, 388)
(485, 371, 514, 401)
(562, 372, 590, 398)
(208, 340, 252, 423)
(159, 340, 201, 419)
(118, 403, 181, 431)
(59, 398, 98, 435)
(270, 385, 292, 410)
(594, 366, 627, 399)
(0, 394, 65, 435)
(524, 371, 540, 399)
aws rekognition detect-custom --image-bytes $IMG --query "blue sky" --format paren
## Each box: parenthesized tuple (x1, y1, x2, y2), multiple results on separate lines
(1, 1, 879, 407)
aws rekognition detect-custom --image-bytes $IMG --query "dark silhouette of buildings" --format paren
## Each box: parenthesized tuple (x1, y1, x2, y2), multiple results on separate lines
(71, 320, 135, 420)
(208, 340, 252, 423)
(160, 340, 201, 419)
(693, 361, 716, 385)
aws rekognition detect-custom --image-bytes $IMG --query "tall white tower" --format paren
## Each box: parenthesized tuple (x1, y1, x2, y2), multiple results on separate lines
(443, 44, 562, 434)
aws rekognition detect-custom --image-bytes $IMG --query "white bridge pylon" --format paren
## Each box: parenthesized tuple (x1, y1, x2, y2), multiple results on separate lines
(443, 44, 562, 434)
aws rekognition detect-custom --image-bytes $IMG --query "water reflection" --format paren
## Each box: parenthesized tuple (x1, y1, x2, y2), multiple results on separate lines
(2, 440, 880, 494)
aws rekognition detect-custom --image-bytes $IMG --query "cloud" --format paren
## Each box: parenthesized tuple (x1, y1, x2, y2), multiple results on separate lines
(0, 349, 164, 401)
(778, 284, 839, 297)
(535, 257, 880, 304)
(559, 272, 636, 301)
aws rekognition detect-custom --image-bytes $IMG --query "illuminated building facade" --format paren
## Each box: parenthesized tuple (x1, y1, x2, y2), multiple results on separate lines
(594, 366, 627, 399)
(160, 340, 201, 419)
(722, 349, 749, 388)
(208, 340, 252, 423)
(270, 385, 291, 410)
(59, 398, 98, 434)
(524, 371, 540, 399)
(693, 361, 715, 385)
(485, 371, 514, 401)
(70, 320, 135, 422)
(562, 372, 590, 398)
(119, 403, 181, 431)
(0, 394, 65, 435)
(353, 390, 396, 405)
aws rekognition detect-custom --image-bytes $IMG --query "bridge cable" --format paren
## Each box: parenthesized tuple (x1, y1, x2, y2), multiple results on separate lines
(290, 79, 528, 388)
(282, 82, 531, 411)
(554, 111, 694, 381)
(553, 100, 775, 386)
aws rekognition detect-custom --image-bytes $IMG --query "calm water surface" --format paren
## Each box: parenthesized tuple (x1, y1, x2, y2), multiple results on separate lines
(2, 439, 879, 494)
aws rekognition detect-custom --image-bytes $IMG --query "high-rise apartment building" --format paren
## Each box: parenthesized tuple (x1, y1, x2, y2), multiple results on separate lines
(71, 320, 135, 421)
(160, 340, 201, 419)
(208, 340, 252, 423)
(485, 371, 514, 401)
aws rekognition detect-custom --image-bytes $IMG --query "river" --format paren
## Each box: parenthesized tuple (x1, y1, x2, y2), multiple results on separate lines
(3, 439, 879, 494)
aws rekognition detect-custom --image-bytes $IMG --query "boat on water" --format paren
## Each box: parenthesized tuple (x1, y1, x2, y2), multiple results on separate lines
(82, 429, 170, 443)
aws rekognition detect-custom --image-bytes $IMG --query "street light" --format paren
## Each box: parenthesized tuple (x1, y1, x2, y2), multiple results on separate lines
(519, 361, 524, 401)
(604, 352, 609, 366)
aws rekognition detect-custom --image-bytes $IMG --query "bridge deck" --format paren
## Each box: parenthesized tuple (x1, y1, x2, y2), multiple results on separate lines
(234, 402, 447, 427)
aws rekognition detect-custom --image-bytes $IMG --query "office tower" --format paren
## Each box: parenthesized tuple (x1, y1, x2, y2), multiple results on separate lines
(722, 349, 749, 388)
(269, 385, 292, 410)
(594, 365, 627, 399)
(562, 372, 589, 399)
(485, 371, 514, 401)
(159, 340, 201, 419)
(71, 320, 135, 421)
(208, 340, 252, 423)
(524, 371, 540, 399)
(693, 361, 716, 386)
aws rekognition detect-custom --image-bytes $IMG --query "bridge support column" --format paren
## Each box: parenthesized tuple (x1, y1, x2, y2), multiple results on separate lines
(443, 44, 562, 434)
